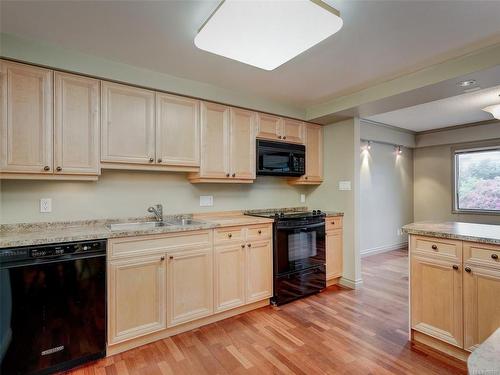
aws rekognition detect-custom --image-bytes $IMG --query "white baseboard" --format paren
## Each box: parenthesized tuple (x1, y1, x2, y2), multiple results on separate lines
(339, 277, 363, 289)
(360, 242, 408, 258)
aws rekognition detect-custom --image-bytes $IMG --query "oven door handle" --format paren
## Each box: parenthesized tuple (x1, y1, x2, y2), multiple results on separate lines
(277, 222, 325, 230)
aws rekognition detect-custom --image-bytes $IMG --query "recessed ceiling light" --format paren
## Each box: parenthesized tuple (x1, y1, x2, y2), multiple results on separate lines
(194, 0, 343, 71)
(457, 79, 477, 87)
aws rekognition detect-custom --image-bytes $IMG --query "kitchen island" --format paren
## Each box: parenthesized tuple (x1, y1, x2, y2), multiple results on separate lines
(403, 221, 500, 364)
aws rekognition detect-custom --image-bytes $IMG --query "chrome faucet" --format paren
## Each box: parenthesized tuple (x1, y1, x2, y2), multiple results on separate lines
(147, 204, 163, 222)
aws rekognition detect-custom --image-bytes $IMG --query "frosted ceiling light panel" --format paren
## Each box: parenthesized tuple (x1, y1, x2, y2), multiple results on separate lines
(194, 0, 343, 70)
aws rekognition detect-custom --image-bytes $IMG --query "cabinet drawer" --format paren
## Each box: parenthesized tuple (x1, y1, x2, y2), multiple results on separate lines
(464, 242, 500, 269)
(109, 230, 211, 259)
(326, 216, 343, 231)
(411, 236, 462, 261)
(214, 227, 244, 244)
(247, 224, 272, 241)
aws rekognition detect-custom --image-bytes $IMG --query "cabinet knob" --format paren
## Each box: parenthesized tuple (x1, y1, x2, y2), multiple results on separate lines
(157, 158, 162, 163)
(56, 166, 62, 172)
(452, 265, 459, 270)
(247, 243, 251, 247)
(331, 221, 335, 225)
(160, 256, 165, 261)
(278, 135, 282, 139)
(43, 165, 50, 171)
(305, 176, 308, 180)
(465, 267, 472, 273)
(283, 136, 287, 140)
(431, 245, 438, 250)
(241, 244, 245, 248)
(228, 233, 232, 238)
(149, 157, 154, 163)
(232, 173, 236, 178)
(226, 173, 230, 177)
(258, 230, 262, 234)
(492, 254, 499, 260)
(169, 255, 174, 260)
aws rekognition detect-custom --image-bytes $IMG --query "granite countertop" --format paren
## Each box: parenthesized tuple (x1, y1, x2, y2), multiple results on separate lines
(0, 213, 275, 249)
(403, 221, 500, 245)
(468, 328, 500, 373)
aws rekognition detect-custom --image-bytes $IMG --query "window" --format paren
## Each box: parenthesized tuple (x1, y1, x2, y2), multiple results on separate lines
(453, 145, 500, 214)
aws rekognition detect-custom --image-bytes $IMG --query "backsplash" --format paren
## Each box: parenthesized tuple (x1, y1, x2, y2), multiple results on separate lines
(0, 171, 309, 224)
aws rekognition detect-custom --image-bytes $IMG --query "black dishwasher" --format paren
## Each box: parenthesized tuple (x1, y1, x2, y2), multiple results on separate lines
(0, 240, 106, 375)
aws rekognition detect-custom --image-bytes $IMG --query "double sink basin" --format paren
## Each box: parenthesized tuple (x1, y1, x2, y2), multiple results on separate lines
(106, 218, 205, 231)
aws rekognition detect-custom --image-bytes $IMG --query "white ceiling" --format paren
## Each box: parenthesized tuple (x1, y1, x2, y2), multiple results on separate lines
(1, 0, 500, 109)
(367, 85, 500, 132)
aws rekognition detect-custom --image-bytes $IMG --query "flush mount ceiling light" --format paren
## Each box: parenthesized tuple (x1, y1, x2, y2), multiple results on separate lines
(483, 104, 500, 120)
(194, 0, 343, 71)
(457, 79, 477, 87)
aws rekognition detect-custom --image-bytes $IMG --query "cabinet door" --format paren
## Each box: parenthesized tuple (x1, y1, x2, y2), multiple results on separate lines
(304, 124, 323, 182)
(229, 108, 256, 180)
(282, 119, 304, 144)
(1, 61, 53, 173)
(101, 82, 155, 164)
(156, 93, 200, 167)
(54, 72, 100, 175)
(199, 102, 230, 178)
(214, 244, 246, 312)
(246, 240, 273, 303)
(256, 113, 281, 141)
(108, 255, 167, 345)
(326, 229, 343, 280)
(464, 265, 500, 351)
(167, 247, 213, 326)
(411, 255, 463, 348)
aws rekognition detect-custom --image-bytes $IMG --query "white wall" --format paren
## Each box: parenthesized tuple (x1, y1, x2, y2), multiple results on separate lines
(308, 118, 362, 288)
(0, 172, 308, 224)
(360, 142, 414, 256)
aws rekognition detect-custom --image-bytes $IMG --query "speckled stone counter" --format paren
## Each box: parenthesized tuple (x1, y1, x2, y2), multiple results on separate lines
(402, 221, 500, 245)
(468, 328, 500, 374)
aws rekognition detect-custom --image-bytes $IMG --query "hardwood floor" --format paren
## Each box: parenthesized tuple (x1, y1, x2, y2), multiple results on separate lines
(66, 249, 464, 375)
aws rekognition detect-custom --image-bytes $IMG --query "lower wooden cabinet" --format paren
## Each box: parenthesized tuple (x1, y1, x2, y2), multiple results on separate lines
(464, 264, 500, 351)
(246, 240, 273, 303)
(108, 255, 167, 345)
(326, 228, 343, 281)
(411, 254, 463, 348)
(214, 244, 246, 312)
(167, 247, 213, 326)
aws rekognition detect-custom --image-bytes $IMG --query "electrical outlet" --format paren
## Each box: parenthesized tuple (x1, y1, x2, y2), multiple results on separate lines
(300, 194, 306, 203)
(199, 195, 213, 207)
(40, 198, 52, 213)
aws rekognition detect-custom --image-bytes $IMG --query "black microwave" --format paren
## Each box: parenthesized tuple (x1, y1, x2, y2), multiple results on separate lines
(257, 140, 305, 177)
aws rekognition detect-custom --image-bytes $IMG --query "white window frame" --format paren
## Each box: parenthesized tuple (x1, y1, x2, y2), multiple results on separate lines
(452, 141, 500, 215)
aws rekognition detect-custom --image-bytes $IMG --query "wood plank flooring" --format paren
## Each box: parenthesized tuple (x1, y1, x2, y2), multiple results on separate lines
(65, 249, 464, 374)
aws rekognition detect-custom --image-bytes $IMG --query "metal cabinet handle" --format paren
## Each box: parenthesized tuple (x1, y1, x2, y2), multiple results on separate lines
(241, 244, 245, 248)
(232, 173, 236, 178)
(43, 165, 50, 171)
(431, 245, 438, 250)
(258, 230, 262, 234)
(465, 267, 472, 273)
(149, 157, 154, 163)
(247, 243, 251, 247)
(278, 135, 282, 139)
(56, 166, 62, 172)
(160, 256, 165, 261)
(228, 233, 232, 238)
(331, 221, 335, 225)
(305, 176, 308, 180)
(452, 265, 459, 270)
(492, 254, 499, 260)
(283, 136, 287, 140)
(157, 158, 162, 163)
(226, 173, 230, 177)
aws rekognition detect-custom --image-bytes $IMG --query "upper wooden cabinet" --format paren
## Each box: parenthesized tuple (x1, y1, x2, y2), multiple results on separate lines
(156, 93, 200, 167)
(0, 61, 53, 174)
(101, 82, 155, 165)
(54, 72, 100, 175)
(289, 123, 323, 185)
(256, 113, 305, 144)
(189, 102, 255, 183)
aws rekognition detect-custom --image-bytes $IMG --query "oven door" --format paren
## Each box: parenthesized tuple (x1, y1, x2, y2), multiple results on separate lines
(275, 221, 325, 275)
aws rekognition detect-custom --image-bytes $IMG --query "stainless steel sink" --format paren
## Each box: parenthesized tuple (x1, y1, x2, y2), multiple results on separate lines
(165, 218, 204, 226)
(106, 221, 171, 231)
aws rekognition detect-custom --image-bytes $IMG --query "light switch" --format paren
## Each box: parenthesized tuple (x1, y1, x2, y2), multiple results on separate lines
(199, 195, 213, 207)
(338, 181, 352, 191)
(40, 198, 52, 213)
